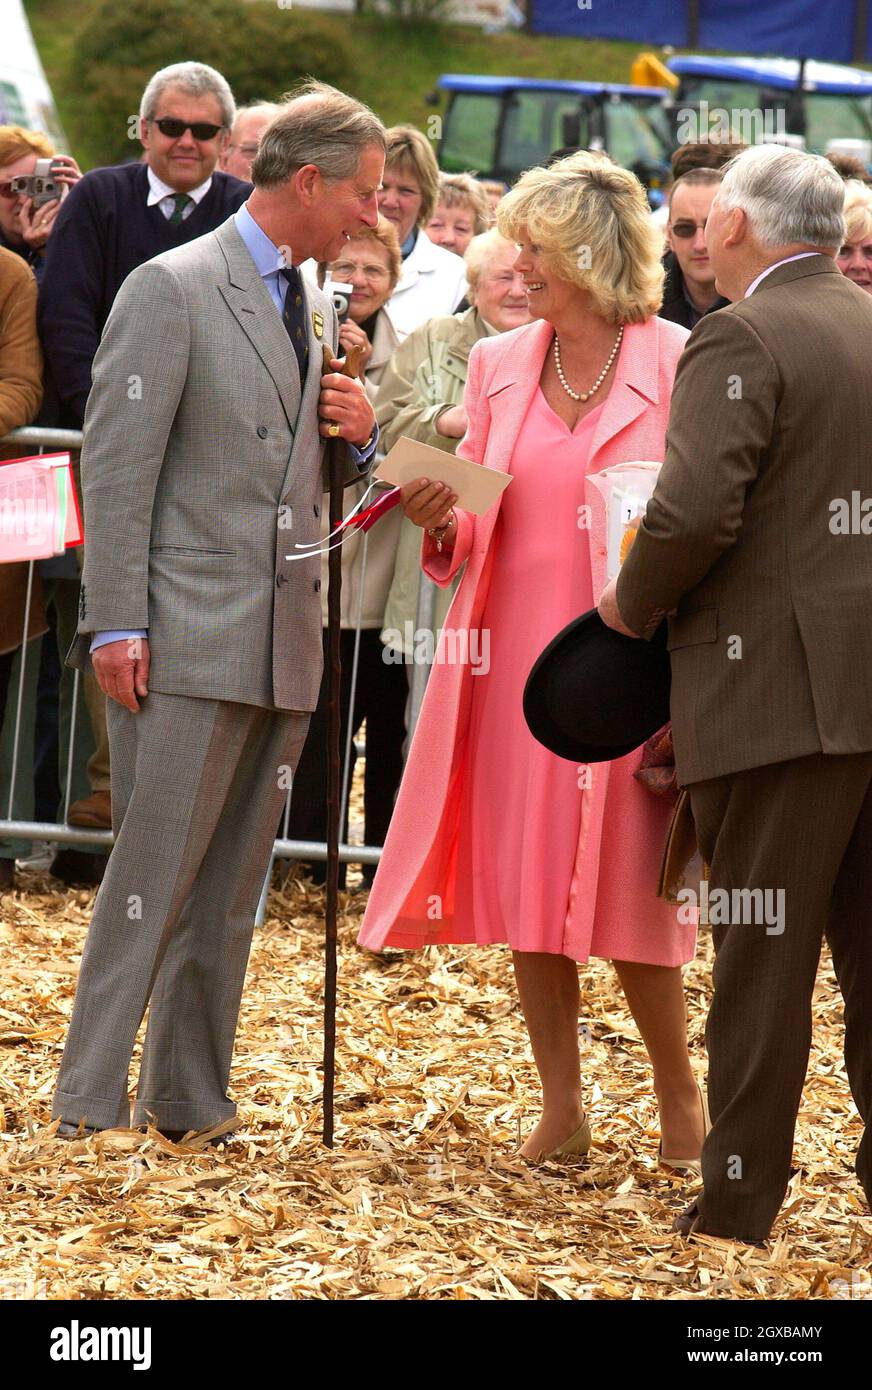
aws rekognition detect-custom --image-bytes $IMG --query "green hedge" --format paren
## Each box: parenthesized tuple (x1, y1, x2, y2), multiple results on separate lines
(69, 0, 357, 167)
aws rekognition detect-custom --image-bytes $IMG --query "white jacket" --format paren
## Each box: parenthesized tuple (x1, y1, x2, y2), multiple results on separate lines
(384, 230, 468, 340)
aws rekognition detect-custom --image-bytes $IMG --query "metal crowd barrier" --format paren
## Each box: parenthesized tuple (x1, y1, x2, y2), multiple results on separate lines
(0, 427, 437, 922)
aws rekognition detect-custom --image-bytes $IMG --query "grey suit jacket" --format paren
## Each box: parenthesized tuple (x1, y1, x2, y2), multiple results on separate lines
(617, 255, 872, 784)
(70, 216, 360, 712)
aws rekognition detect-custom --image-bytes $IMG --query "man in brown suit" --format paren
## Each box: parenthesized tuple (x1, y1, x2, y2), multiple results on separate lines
(599, 144, 872, 1243)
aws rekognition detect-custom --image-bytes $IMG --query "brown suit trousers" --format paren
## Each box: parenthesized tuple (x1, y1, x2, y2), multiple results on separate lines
(690, 752, 872, 1240)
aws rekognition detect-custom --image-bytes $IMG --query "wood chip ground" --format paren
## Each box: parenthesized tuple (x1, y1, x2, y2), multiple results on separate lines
(0, 831, 867, 1300)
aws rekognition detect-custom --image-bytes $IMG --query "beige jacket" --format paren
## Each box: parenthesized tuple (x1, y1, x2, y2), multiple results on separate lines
(374, 308, 490, 654)
(319, 308, 402, 628)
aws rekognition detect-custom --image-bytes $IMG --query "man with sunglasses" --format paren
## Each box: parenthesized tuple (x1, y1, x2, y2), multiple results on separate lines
(660, 168, 730, 329)
(39, 61, 249, 433)
(32, 63, 248, 858)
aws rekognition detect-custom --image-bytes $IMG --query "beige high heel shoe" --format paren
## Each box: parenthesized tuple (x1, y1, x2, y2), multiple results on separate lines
(659, 1084, 711, 1174)
(546, 1113, 592, 1160)
(521, 1109, 592, 1162)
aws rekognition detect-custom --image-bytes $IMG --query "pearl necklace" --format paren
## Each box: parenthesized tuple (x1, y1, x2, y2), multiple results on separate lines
(553, 325, 624, 402)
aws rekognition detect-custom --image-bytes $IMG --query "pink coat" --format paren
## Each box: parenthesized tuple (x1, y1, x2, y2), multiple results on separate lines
(358, 314, 692, 959)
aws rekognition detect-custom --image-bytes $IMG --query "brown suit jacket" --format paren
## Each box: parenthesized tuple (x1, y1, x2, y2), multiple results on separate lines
(617, 254, 872, 785)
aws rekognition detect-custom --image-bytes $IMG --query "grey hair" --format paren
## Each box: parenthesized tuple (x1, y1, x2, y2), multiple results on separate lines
(231, 100, 282, 132)
(464, 229, 517, 292)
(251, 80, 386, 188)
(717, 144, 846, 248)
(140, 62, 235, 129)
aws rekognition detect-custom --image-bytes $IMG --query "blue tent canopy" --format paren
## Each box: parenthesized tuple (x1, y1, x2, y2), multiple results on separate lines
(528, 0, 872, 66)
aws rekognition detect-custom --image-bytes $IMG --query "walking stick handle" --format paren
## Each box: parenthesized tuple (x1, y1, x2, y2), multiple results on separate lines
(322, 343, 365, 380)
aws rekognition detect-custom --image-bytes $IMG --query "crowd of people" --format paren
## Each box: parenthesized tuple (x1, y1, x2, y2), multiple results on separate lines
(0, 63, 503, 891)
(2, 64, 872, 1247)
(4, 66, 872, 900)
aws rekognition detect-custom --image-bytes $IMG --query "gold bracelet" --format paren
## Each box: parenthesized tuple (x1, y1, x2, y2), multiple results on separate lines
(427, 511, 456, 553)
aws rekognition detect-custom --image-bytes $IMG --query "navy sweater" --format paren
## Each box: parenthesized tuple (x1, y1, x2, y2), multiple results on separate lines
(38, 161, 249, 427)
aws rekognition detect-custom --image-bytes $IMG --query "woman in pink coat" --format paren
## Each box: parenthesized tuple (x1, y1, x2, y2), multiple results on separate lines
(359, 152, 707, 1167)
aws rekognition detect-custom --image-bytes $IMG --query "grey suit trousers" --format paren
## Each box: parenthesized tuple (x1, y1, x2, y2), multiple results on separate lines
(52, 692, 309, 1131)
(690, 750, 872, 1241)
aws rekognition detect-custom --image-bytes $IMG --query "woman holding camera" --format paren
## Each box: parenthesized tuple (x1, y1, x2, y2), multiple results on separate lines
(0, 125, 81, 279)
(287, 217, 408, 886)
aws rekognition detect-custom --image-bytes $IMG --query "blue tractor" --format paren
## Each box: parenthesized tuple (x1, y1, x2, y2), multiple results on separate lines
(434, 74, 673, 197)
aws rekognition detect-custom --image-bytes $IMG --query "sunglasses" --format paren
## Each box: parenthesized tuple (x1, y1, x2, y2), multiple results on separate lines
(0, 182, 19, 200)
(670, 219, 708, 239)
(152, 118, 225, 141)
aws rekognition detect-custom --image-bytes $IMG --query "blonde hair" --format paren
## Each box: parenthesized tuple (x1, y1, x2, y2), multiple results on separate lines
(433, 173, 491, 234)
(496, 150, 665, 323)
(384, 125, 440, 226)
(842, 178, 872, 243)
(0, 125, 55, 168)
(317, 215, 402, 291)
(464, 229, 516, 293)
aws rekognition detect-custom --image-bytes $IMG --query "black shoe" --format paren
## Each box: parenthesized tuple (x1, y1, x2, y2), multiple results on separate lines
(157, 1127, 237, 1147)
(672, 1199, 702, 1236)
(0, 858, 14, 891)
(672, 1198, 767, 1246)
(49, 849, 107, 888)
(55, 1120, 100, 1139)
(56, 1120, 234, 1147)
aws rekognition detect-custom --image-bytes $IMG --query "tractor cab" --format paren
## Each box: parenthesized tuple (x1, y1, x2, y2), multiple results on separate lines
(435, 75, 673, 197)
(666, 55, 872, 161)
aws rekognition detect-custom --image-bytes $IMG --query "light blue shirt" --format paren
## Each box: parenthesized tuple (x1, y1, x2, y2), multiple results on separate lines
(91, 202, 376, 653)
(234, 200, 288, 313)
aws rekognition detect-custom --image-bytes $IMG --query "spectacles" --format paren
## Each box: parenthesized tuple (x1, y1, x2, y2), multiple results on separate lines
(329, 261, 390, 282)
(670, 219, 708, 239)
(152, 117, 225, 141)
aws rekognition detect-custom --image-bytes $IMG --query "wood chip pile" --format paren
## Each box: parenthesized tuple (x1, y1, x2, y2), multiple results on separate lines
(0, 864, 867, 1300)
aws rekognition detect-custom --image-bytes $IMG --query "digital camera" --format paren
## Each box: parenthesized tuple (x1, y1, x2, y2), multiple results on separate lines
(10, 157, 63, 209)
(325, 280, 353, 326)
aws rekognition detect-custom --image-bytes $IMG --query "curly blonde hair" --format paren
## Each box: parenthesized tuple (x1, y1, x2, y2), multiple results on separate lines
(496, 150, 665, 323)
(842, 178, 872, 243)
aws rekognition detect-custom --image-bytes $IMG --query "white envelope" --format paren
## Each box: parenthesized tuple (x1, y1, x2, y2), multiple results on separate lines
(374, 436, 512, 516)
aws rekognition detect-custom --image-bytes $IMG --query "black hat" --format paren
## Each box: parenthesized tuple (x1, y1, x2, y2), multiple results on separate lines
(523, 608, 670, 763)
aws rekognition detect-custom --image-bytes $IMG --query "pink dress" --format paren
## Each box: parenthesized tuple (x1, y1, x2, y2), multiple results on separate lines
(358, 315, 695, 967)
(434, 387, 693, 963)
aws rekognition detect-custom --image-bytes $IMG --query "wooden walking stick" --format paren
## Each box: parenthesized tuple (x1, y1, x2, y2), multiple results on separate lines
(321, 341, 364, 1148)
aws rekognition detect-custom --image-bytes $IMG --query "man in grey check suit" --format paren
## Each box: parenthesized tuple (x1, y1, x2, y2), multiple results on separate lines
(52, 83, 386, 1139)
(601, 145, 872, 1242)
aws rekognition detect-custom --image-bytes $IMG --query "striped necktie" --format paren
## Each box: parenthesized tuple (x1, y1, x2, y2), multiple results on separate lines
(280, 266, 310, 386)
(169, 193, 192, 225)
